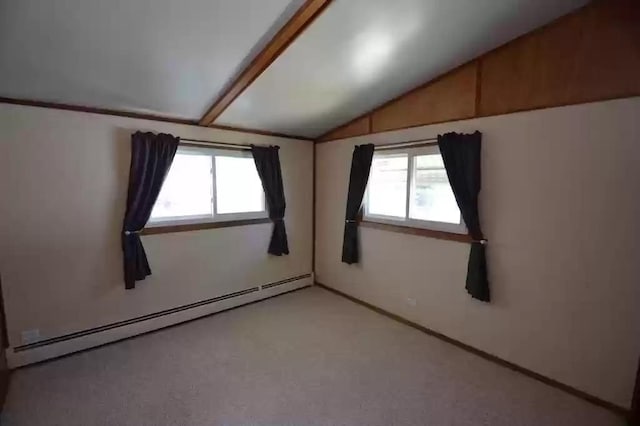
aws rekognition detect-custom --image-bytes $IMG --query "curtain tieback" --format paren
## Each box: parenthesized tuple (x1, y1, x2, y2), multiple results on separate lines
(345, 220, 357, 223)
(473, 239, 488, 245)
(123, 229, 143, 236)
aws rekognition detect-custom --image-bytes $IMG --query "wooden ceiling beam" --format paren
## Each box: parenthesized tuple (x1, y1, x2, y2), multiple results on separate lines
(199, 0, 333, 127)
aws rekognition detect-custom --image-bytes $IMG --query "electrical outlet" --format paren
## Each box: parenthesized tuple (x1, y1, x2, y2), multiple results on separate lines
(406, 297, 417, 307)
(21, 329, 40, 345)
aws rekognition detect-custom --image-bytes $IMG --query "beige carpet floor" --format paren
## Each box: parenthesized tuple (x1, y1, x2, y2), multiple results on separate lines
(2, 286, 625, 426)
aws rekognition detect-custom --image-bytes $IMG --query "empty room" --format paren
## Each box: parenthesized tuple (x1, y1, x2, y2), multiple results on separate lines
(0, 0, 639, 424)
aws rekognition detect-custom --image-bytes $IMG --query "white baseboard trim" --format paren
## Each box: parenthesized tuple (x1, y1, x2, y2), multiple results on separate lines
(7, 273, 313, 368)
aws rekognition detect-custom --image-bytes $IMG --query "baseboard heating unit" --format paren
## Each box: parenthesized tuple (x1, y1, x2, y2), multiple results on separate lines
(7, 273, 313, 368)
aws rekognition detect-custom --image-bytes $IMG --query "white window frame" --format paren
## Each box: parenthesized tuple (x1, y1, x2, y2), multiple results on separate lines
(146, 146, 267, 228)
(363, 145, 467, 235)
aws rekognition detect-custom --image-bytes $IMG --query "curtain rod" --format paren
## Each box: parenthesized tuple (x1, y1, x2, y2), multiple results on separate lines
(374, 137, 438, 151)
(179, 137, 280, 151)
(179, 137, 253, 151)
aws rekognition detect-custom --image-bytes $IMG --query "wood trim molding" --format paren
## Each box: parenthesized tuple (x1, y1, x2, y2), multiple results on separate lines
(316, 94, 640, 144)
(315, 282, 631, 420)
(142, 218, 271, 236)
(474, 58, 483, 116)
(0, 97, 313, 141)
(360, 220, 473, 244)
(0, 96, 198, 126)
(199, 0, 334, 126)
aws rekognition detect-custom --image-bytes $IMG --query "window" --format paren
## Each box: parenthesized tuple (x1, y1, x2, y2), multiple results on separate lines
(367, 154, 408, 218)
(364, 145, 466, 234)
(148, 146, 266, 226)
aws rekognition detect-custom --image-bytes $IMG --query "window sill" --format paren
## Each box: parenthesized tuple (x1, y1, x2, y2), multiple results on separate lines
(142, 217, 272, 236)
(360, 220, 472, 243)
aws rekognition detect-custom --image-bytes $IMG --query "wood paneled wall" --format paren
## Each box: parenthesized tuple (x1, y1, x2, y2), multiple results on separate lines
(371, 63, 478, 133)
(480, 0, 640, 116)
(322, 115, 371, 141)
(318, 0, 640, 142)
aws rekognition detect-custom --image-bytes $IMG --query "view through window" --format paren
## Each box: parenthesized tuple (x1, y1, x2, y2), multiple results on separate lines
(149, 147, 266, 225)
(364, 146, 465, 233)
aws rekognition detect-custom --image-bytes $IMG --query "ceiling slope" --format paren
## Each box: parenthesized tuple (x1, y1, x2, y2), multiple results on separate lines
(199, 0, 334, 127)
(215, 0, 588, 138)
(0, 0, 305, 120)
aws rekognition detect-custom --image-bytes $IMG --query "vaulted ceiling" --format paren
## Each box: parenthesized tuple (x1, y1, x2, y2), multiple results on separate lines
(0, 0, 589, 138)
(0, 0, 306, 120)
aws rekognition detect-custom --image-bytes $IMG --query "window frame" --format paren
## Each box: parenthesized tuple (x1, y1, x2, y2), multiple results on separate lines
(363, 145, 467, 235)
(146, 145, 267, 229)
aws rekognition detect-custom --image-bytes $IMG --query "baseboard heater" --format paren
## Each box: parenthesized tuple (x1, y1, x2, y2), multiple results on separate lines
(13, 273, 312, 354)
(261, 274, 307, 289)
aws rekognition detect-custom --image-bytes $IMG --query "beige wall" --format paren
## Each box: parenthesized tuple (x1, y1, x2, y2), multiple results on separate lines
(0, 104, 313, 354)
(315, 97, 640, 408)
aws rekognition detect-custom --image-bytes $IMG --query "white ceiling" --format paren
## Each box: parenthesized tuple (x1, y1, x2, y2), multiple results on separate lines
(0, 0, 304, 119)
(216, 0, 588, 137)
(0, 0, 588, 136)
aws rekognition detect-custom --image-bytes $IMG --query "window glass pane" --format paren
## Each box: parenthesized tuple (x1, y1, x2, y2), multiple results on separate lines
(215, 156, 264, 214)
(367, 154, 408, 218)
(415, 154, 445, 169)
(151, 153, 213, 220)
(410, 154, 460, 224)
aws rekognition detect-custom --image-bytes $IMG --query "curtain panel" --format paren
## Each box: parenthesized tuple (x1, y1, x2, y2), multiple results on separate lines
(122, 131, 179, 289)
(438, 131, 489, 302)
(251, 145, 289, 256)
(341, 144, 375, 264)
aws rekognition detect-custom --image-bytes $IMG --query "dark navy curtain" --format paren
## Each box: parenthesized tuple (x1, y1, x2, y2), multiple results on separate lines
(341, 144, 374, 264)
(252, 145, 289, 256)
(438, 131, 489, 302)
(122, 131, 179, 289)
